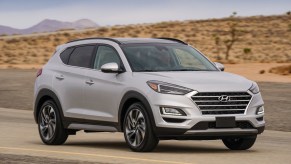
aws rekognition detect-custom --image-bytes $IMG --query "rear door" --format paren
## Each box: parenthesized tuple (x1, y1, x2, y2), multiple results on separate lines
(83, 45, 125, 123)
(52, 45, 96, 119)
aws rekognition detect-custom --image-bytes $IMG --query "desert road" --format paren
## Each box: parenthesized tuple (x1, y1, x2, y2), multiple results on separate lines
(0, 108, 290, 164)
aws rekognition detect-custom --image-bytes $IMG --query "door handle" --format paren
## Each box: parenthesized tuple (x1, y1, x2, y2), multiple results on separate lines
(85, 80, 94, 85)
(55, 75, 64, 80)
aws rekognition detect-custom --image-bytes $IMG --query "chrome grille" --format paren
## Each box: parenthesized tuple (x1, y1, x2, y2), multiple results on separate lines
(191, 92, 252, 115)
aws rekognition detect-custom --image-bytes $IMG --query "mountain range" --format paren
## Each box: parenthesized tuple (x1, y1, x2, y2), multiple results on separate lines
(0, 19, 99, 35)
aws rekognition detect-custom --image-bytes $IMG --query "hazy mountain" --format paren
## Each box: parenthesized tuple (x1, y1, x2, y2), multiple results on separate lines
(0, 25, 19, 35)
(0, 19, 99, 35)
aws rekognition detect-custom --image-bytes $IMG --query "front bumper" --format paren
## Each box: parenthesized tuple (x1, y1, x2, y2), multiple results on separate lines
(146, 90, 265, 138)
(156, 126, 265, 140)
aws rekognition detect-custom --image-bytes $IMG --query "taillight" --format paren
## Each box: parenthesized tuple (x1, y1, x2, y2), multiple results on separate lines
(36, 68, 42, 77)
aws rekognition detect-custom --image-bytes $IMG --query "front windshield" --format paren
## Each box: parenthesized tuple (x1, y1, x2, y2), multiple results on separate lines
(121, 44, 218, 72)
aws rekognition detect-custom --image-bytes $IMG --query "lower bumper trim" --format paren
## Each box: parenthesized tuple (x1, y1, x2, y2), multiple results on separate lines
(156, 126, 265, 140)
(184, 128, 258, 136)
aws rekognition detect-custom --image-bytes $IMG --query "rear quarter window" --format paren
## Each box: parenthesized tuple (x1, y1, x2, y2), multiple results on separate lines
(60, 47, 74, 64)
(67, 45, 95, 68)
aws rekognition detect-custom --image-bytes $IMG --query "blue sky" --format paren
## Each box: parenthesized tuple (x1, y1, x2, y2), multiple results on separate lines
(0, 0, 290, 29)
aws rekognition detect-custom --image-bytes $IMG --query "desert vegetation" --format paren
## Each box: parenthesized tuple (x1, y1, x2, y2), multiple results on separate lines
(269, 65, 291, 75)
(0, 14, 290, 68)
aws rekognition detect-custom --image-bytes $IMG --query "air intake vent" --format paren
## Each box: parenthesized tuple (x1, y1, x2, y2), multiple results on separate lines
(192, 92, 252, 115)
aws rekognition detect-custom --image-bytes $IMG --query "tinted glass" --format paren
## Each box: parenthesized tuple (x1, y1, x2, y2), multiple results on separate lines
(60, 47, 74, 64)
(122, 44, 218, 72)
(94, 46, 121, 70)
(68, 45, 95, 68)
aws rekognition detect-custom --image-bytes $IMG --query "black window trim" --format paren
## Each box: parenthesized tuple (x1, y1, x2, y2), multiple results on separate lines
(67, 44, 97, 68)
(60, 47, 75, 64)
(59, 43, 126, 72)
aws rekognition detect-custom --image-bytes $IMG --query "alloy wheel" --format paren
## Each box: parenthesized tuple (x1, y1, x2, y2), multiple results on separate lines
(39, 105, 57, 141)
(125, 108, 146, 147)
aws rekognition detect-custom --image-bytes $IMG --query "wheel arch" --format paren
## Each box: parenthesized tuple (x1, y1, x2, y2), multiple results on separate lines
(118, 91, 156, 132)
(34, 89, 64, 124)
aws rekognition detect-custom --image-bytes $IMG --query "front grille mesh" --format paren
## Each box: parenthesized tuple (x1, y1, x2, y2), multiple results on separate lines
(191, 121, 254, 130)
(192, 92, 252, 115)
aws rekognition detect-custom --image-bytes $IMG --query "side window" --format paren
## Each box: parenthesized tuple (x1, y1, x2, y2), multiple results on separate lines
(60, 47, 74, 64)
(68, 45, 95, 68)
(94, 46, 121, 70)
(174, 49, 207, 69)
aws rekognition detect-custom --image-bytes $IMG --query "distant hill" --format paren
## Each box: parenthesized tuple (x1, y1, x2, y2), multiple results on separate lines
(0, 19, 99, 35)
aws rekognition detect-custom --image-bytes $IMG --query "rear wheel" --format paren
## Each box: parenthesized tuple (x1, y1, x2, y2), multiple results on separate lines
(38, 100, 68, 145)
(123, 102, 159, 152)
(222, 135, 257, 150)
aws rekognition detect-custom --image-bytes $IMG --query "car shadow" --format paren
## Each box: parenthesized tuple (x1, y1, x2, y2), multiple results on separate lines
(155, 144, 256, 154)
(31, 140, 257, 153)
(64, 141, 129, 151)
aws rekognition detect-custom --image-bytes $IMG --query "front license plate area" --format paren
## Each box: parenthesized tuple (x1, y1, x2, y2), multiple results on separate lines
(216, 117, 236, 128)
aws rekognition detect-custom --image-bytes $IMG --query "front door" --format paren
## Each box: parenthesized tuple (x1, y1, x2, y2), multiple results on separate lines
(83, 45, 125, 123)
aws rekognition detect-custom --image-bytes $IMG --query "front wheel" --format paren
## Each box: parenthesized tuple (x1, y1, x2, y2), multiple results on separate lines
(222, 135, 257, 150)
(38, 100, 68, 145)
(123, 102, 159, 152)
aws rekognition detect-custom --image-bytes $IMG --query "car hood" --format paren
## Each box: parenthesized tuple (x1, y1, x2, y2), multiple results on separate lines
(133, 71, 253, 92)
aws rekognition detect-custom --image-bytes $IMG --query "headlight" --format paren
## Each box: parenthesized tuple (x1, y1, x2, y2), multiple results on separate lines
(249, 82, 260, 94)
(147, 80, 193, 95)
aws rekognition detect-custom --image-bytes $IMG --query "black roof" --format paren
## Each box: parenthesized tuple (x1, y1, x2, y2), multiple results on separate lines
(67, 37, 187, 45)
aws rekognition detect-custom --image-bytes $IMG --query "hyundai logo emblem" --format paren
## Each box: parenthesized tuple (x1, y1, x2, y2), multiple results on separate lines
(218, 95, 230, 102)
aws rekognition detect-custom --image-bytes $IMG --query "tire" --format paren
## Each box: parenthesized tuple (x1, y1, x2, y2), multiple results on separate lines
(123, 102, 159, 152)
(222, 135, 257, 150)
(38, 100, 68, 145)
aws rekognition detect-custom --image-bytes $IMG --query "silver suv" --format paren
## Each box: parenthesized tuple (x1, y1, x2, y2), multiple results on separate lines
(34, 38, 265, 152)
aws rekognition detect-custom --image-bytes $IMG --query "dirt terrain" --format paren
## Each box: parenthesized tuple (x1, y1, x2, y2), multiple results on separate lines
(225, 63, 291, 83)
(0, 14, 290, 69)
(0, 69, 290, 132)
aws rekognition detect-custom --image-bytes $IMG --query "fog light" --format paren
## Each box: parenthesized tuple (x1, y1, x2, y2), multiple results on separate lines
(160, 107, 186, 116)
(256, 106, 264, 115)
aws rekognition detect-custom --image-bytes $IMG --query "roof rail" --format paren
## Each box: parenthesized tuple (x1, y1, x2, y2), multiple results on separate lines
(157, 37, 188, 45)
(66, 37, 121, 44)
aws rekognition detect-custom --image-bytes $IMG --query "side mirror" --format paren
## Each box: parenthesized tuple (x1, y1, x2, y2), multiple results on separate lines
(101, 62, 122, 73)
(214, 62, 225, 71)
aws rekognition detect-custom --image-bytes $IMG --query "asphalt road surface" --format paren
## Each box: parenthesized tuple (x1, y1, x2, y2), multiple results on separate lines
(0, 108, 290, 164)
(0, 69, 291, 131)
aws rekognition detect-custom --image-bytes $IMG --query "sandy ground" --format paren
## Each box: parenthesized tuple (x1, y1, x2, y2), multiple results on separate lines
(224, 63, 291, 83)
(0, 108, 291, 164)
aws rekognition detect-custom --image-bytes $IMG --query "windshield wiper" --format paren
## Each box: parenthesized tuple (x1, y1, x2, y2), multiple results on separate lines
(168, 69, 198, 71)
(135, 70, 157, 72)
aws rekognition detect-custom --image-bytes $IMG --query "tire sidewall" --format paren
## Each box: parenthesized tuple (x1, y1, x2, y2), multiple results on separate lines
(123, 102, 156, 151)
(38, 100, 63, 144)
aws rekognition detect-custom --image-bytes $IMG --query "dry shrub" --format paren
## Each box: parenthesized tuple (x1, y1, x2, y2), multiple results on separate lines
(269, 65, 291, 75)
(6, 39, 20, 44)
(58, 28, 74, 32)
(63, 32, 71, 37)
(215, 59, 237, 64)
(151, 33, 158, 38)
(259, 70, 265, 74)
(4, 51, 15, 58)
(1, 14, 291, 67)
(97, 27, 109, 33)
